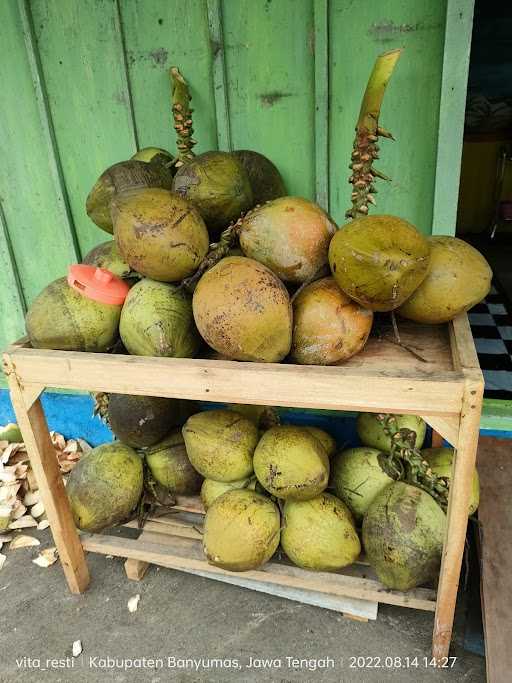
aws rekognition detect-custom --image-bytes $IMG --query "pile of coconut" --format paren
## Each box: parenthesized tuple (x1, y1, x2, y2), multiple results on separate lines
(61, 399, 478, 592)
(0, 424, 90, 571)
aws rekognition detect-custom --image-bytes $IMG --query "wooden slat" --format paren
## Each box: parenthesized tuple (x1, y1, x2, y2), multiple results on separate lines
(477, 436, 512, 683)
(314, 0, 329, 211)
(124, 527, 378, 620)
(431, 0, 475, 233)
(450, 314, 481, 370)
(207, 0, 231, 151)
(432, 374, 484, 662)
(422, 415, 460, 447)
(83, 532, 436, 611)
(7, 347, 464, 416)
(4, 359, 89, 593)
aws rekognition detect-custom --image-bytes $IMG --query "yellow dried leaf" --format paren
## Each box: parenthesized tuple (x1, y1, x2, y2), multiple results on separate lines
(9, 514, 37, 529)
(37, 519, 50, 531)
(11, 501, 27, 520)
(32, 547, 58, 567)
(23, 490, 40, 507)
(0, 553, 6, 570)
(50, 432, 66, 451)
(64, 440, 78, 454)
(30, 501, 45, 519)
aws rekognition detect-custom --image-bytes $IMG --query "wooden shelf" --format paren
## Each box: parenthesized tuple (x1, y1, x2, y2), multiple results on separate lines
(2, 312, 484, 663)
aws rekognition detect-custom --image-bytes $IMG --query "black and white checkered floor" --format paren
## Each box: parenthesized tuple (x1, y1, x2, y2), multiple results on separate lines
(469, 283, 512, 400)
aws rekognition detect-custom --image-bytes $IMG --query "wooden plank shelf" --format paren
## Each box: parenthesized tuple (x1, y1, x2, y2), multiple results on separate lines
(2, 313, 484, 663)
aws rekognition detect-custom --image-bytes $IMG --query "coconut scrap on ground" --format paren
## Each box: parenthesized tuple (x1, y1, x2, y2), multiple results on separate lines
(0, 424, 91, 571)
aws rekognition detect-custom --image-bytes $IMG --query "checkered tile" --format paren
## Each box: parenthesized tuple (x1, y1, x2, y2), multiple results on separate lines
(469, 284, 512, 400)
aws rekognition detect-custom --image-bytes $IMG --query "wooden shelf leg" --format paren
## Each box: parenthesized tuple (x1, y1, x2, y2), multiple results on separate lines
(432, 375, 483, 662)
(6, 370, 90, 594)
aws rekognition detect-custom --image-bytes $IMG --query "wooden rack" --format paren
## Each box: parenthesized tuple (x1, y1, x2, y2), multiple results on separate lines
(2, 313, 484, 662)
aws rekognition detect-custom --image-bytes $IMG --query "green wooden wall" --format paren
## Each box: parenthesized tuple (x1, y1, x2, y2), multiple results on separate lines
(0, 0, 474, 360)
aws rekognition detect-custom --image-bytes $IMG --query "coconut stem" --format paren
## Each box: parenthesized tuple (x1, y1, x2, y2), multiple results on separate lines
(170, 67, 196, 168)
(180, 215, 244, 292)
(346, 49, 402, 220)
(376, 414, 450, 510)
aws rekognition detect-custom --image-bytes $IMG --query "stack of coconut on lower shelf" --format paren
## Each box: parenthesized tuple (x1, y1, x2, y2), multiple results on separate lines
(64, 398, 479, 594)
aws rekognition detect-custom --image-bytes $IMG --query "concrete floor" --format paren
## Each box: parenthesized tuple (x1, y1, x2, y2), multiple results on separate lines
(0, 530, 485, 683)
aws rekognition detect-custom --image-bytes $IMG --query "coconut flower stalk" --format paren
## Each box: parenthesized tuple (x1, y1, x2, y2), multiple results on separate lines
(170, 67, 196, 168)
(375, 414, 450, 510)
(346, 49, 401, 220)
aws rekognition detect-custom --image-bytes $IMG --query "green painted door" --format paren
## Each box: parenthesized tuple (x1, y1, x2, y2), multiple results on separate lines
(0, 0, 474, 359)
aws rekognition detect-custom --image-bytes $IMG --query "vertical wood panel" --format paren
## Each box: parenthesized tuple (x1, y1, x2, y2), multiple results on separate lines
(432, 0, 475, 234)
(207, 0, 232, 150)
(31, 0, 138, 256)
(0, 203, 26, 350)
(329, 0, 448, 231)
(222, 0, 316, 199)
(0, 0, 77, 311)
(120, 0, 217, 156)
(314, 0, 329, 210)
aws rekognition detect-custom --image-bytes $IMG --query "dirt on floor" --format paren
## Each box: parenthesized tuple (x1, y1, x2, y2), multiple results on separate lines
(0, 528, 485, 683)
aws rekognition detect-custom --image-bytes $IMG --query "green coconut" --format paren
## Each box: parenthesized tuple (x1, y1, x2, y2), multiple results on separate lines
(422, 447, 479, 515)
(192, 256, 292, 363)
(113, 187, 209, 282)
(131, 147, 173, 165)
(145, 430, 203, 495)
(107, 393, 196, 448)
(303, 426, 336, 458)
(203, 489, 280, 571)
(200, 477, 256, 510)
(172, 151, 253, 234)
(119, 278, 200, 357)
(357, 413, 426, 453)
(26, 277, 121, 352)
(253, 425, 330, 500)
(67, 442, 143, 532)
(281, 493, 361, 571)
(398, 236, 492, 324)
(328, 215, 431, 311)
(182, 409, 257, 482)
(232, 150, 286, 204)
(291, 277, 373, 365)
(82, 240, 133, 279)
(362, 482, 446, 590)
(86, 160, 174, 234)
(239, 197, 336, 284)
(331, 447, 394, 520)
(0, 423, 22, 444)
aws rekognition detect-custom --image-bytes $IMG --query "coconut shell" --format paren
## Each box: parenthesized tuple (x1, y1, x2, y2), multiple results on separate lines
(82, 240, 133, 279)
(172, 151, 253, 234)
(232, 150, 286, 204)
(203, 489, 280, 571)
(131, 147, 173, 165)
(303, 426, 336, 457)
(398, 236, 492, 324)
(145, 430, 203, 495)
(201, 477, 256, 510)
(253, 425, 329, 500)
(328, 215, 431, 311)
(26, 277, 121, 352)
(422, 447, 479, 515)
(331, 447, 394, 520)
(281, 493, 361, 571)
(113, 187, 209, 282)
(182, 409, 257, 482)
(239, 197, 336, 284)
(291, 277, 373, 365)
(67, 442, 143, 532)
(357, 413, 426, 453)
(120, 279, 200, 357)
(192, 256, 292, 363)
(86, 160, 174, 234)
(107, 394, 196, 448)
(362, 482, 446, 591)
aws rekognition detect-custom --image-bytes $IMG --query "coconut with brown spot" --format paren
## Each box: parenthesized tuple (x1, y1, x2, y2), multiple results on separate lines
(239, 197, 336, 284)
(291, 277, 373, 365)
(192, 256, 292, 363)
(328, 215, 431, 311)
(113, 187, 209, 282)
